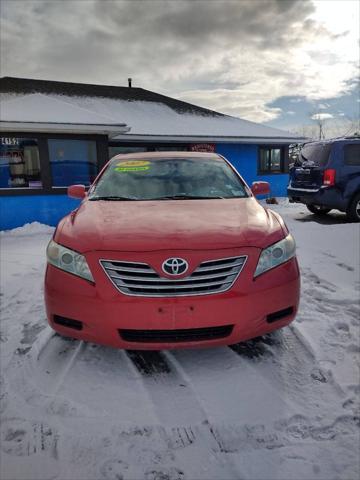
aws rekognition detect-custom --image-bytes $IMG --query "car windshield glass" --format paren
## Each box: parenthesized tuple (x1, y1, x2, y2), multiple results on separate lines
(300, 143, 332, 166)
(89, 157, 248, 200)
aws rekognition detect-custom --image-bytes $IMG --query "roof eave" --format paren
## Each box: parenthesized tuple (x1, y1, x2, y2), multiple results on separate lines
(113, 133, 307, 144)
(0, 121, 130, 137)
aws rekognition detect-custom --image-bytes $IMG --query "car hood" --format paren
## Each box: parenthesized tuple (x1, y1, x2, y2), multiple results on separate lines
(55, 197, 287, 253)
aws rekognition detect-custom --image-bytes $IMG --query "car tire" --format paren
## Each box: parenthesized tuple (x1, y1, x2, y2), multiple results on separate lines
(306, 204, 331, 215)
(346, 193, 360, 222)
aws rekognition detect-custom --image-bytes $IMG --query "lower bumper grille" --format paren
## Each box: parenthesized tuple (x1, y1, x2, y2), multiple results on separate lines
(266, 306, 294, 323)
(119, 325, 234, 343)
(53, 315, 83, 331)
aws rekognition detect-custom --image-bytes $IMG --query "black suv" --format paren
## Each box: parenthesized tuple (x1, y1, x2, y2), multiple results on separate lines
(288, 137, 360, 222)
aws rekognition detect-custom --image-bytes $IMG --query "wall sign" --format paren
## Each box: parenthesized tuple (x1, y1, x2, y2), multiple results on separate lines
(190, 143, 215, 152)
(1, 137, 20, 146)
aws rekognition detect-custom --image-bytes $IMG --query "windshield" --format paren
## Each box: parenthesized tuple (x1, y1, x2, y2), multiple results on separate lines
(89, 157, 248, 200)
(300, 143, 332, 166)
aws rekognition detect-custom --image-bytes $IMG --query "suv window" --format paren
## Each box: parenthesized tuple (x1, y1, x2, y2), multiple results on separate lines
(300, 143, 332, 166)
(344, 144, 360, 166)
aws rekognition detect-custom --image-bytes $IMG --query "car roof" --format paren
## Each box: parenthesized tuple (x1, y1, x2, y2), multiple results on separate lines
(303, 136, 360, 147)
(110, 151, 224, 162)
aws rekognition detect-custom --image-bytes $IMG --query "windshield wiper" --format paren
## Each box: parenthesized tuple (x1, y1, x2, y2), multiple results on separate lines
(149, 195, 225, 200)
(89, 196, 139, 201)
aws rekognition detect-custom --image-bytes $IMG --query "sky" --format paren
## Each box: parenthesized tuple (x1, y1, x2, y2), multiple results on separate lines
(0, 0, 359, 138)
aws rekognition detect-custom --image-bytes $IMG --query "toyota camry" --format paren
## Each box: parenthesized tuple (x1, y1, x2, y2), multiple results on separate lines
(44, 152, 300, 349)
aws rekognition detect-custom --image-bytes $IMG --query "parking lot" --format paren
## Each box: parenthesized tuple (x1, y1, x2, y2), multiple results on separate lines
(1, 201, 359, 480)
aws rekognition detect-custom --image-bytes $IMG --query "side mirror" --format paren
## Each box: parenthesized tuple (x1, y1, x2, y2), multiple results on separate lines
(68, 184, 86, 199)
(251, 181, 270, 197)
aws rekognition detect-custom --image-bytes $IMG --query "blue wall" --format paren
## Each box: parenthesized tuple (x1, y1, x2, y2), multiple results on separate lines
(0, 195, 81, 230)
(215, 144, 289, 197)
(48, 139, 97, 187)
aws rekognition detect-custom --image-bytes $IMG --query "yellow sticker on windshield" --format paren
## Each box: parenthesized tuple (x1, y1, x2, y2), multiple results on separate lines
(115, 160, 150, 172)
(116, 161, 150, 167)
(115, 160, 151, 172)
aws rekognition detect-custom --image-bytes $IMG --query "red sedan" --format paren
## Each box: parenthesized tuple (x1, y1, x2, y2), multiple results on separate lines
(44, 152, 300, 349)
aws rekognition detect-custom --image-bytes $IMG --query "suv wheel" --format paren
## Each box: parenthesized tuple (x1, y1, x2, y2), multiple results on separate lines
(346, 193, 360, 222)
(307, 205, 331, 215)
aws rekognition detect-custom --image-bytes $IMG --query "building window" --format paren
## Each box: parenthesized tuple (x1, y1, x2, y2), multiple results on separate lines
(108, 144, 189, 158)
(151, 145, 189, 152)
(109, 146, 147, 158)
(48, 139, 98, 187)
(258, 147, 287, 174)
(0, 137, 41, 189)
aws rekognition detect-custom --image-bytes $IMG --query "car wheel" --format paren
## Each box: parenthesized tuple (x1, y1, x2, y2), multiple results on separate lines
(306, 204, 331, 215)
(346, 193, 360, 222)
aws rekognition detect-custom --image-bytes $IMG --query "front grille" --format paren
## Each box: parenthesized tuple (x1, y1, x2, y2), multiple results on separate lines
(100, 256, 247, 297)
(120, 325, 234, 343)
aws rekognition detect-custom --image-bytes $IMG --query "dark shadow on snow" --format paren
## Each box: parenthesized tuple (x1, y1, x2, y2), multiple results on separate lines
(229, 332, 282, 359)
(295, 211, 352, 225)
(126, 350, 172, 376)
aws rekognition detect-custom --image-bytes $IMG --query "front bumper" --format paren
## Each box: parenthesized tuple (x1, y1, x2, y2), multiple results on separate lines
(44, 248, 300, 350)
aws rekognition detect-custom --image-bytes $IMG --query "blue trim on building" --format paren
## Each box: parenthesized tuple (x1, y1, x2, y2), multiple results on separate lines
(215, 143, 289, 197)
(0, 195, 81, 230)
(0, 143, 290, 230)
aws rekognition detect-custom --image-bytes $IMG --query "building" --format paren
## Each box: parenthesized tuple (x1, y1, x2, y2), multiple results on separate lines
(0, 77, 304, 230)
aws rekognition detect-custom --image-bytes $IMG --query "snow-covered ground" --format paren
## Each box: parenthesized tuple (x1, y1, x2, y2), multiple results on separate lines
(0, 201, 359, 480)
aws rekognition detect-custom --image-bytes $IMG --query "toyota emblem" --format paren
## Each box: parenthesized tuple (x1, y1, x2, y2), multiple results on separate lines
(162, 257, 188, 276)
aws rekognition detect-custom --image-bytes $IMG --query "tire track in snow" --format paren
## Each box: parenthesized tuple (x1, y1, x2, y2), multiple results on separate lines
(172, 343, 297, 425)
(124, 349, 242, 480)
(125, 350, 208, 426)
(167, 326, 354, 460)
(297, 266, 359, 406)
(33, 328, 57, 361)
(50, 340, 85, 395)
(0, 256, 47, 369)
(269, 326, 346, 403)
(300, 267, 360, 321)
(4, 332, 89, 421)
(8, 334, 160, 425)
(163, 349, 244, 479)
(288, 323, 347, 397)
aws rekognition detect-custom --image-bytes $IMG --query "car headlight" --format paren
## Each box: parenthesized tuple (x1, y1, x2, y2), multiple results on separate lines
(254, 234, 296, 277)
(46, 240, 94, 282)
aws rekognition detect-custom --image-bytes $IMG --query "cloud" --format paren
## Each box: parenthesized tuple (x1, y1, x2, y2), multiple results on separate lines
(311, 113, 334, 120)
(0, 0, 358, 123)
(291, 116, 360, 139)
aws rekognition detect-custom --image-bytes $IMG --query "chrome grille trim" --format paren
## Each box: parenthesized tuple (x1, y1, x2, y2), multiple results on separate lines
(114, 280, 234, 290)
(194, 261, 245, 272)
(100, 256, 247, 297)
(108, 269, 238, 283)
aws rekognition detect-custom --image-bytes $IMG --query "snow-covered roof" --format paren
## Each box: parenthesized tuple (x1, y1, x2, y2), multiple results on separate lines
(0, 93, 129, 137)
(67, 95, 303, 143)
(0, 77, 305, 143)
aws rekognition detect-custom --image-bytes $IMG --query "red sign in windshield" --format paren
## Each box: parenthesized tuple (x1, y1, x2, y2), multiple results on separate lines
(190, 143, 215, 152)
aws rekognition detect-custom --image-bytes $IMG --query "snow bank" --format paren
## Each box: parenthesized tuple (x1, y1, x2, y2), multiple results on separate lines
(0, 221, 54, 237)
